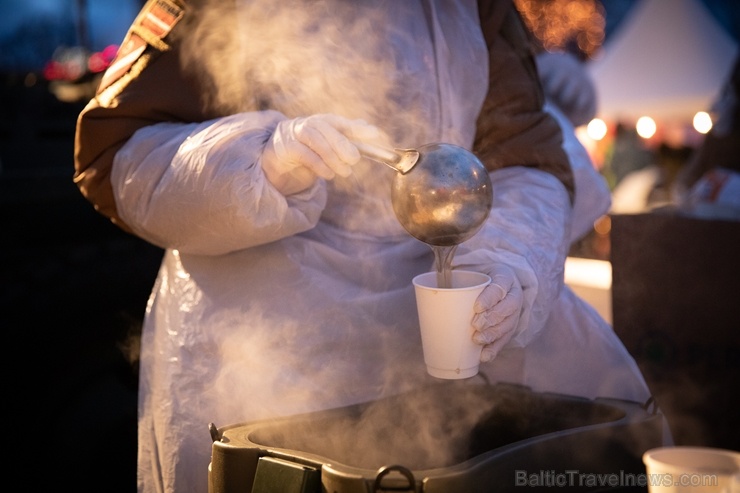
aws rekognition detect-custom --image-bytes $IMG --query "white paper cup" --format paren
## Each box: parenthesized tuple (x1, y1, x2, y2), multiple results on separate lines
(412, 270, 491, 380)
(642, 447, 740, 493)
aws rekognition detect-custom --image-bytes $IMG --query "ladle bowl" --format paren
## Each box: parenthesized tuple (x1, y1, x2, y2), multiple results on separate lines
(389, 143, 493, 247)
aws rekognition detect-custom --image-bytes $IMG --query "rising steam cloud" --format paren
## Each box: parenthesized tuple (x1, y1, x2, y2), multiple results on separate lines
(178, 0, 431, 146)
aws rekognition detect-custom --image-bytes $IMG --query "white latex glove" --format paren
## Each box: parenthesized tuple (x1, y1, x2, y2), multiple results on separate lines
(472, 263, 524, 362)
(535, 51, 597, 127)
(260, 114, 386, 195)
(452, 167, 572, 361)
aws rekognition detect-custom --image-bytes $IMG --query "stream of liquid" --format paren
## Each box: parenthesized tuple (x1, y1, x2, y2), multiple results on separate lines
(431, 244, 458, 289)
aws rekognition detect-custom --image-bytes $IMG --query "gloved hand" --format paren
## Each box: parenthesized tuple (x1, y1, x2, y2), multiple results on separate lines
(452, 167, 571, 362)
(471, 263, 524, 362)
(535, 51, 597, 127)
(261, 113, 386, 195)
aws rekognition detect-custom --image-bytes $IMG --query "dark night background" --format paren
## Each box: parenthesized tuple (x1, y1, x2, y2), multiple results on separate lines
(1, 1, 738, 491)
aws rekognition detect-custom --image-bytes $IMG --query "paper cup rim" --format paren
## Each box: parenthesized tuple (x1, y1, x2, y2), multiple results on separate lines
(643, 446, 740, 475)
(412, 270, 491, 291)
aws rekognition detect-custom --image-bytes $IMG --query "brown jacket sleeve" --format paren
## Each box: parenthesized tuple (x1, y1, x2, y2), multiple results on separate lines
(474, 0, 575, 202)
(73, 0, 216, 233)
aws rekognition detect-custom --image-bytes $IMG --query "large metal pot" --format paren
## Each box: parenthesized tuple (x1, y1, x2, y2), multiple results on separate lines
(208, 381, 663, 493)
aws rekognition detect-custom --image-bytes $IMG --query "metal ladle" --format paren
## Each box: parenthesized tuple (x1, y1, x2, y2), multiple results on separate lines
(355, 141, 493, 247)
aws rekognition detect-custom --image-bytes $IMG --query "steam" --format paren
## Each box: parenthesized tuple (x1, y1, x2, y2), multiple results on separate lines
(233, 381, 642, 472)
(249, 383, 497, 470)
(178, 0, 431, 146)
(176, 0, 443, 237)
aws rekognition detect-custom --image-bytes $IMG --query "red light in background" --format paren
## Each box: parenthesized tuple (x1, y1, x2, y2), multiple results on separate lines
(88, 45, 119, 73)
(87, 52, 108, 73)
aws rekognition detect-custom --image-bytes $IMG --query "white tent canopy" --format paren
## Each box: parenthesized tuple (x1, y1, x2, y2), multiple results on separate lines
(587, 0, 738, 124)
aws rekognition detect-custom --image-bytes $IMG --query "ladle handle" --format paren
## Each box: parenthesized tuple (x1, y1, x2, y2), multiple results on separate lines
(352, 141, 418, 174)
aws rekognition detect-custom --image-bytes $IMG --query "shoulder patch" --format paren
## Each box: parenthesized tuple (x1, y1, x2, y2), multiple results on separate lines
(138, 0, 186, 44)
(96, 0, 185, 95)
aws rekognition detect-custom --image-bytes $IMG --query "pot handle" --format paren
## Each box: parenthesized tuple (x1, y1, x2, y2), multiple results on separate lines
(373, 464, 416, 492)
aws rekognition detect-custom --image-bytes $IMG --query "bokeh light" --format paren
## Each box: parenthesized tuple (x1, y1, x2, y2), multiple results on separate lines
(514, 0, 605, 58)
(692, 111, 713, 134)
(587, 118, 608, 140)
(636, 116, 657, 139)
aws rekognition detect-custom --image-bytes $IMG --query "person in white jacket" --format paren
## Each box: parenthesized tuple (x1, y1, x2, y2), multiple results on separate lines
(74, 1, 654, 492)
